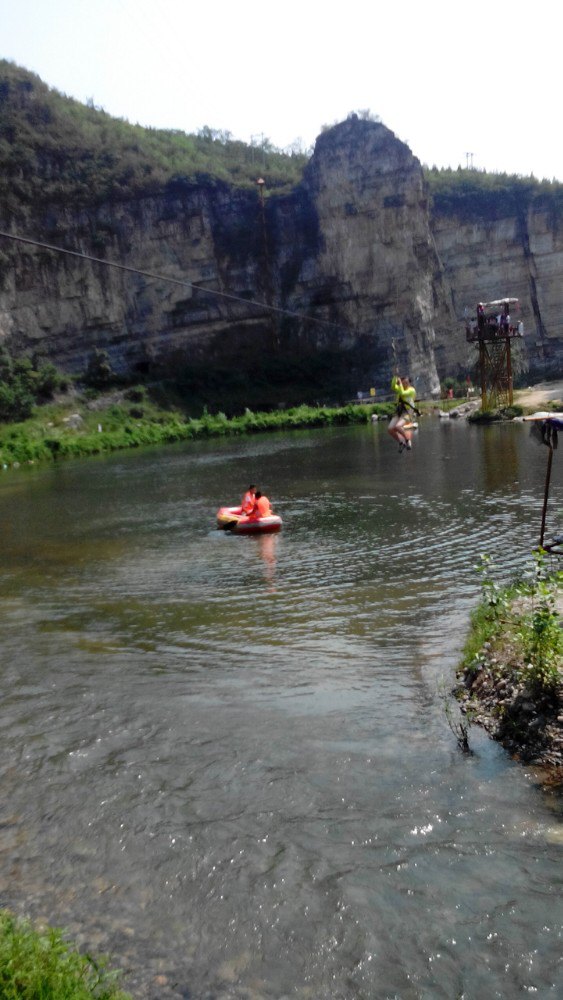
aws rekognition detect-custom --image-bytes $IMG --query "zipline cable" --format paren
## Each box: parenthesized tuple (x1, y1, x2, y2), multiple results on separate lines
(0, 229, 353, 335)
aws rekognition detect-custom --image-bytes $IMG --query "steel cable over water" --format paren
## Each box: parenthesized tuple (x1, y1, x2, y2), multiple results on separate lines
(0, 229, 357, 337)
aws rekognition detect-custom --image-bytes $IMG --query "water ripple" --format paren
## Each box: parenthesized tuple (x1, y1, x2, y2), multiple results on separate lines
(1, 421, 562, 999)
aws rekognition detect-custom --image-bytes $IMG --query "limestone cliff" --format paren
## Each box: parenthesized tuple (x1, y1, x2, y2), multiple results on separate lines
(0, 114, 448, 400)
(284, 118, 445, 397)
(1, 75, 562, 403)
(431, 199, 563, 379)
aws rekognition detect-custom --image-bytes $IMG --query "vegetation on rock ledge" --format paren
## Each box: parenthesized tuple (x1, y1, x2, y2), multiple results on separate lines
(3, 59, 562, 222)
(456, 554, 563, 769)
(0, 60, 309, 214)
(426, 166, 563, 222)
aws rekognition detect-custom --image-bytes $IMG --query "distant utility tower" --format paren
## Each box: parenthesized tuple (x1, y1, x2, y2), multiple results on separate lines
(465, 299, 524, 409)
(465, 151, 474, 169)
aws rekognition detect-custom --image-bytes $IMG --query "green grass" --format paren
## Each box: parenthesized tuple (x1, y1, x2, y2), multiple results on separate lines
(0, 392, 395, 468)
(460, 554, 562, 693)
(467, 405, 524, 423)
(460, 587, 516, 671)
(0, 911, 130, 999)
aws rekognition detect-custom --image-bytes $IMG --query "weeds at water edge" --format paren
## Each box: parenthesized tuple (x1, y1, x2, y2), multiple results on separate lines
(439, 681, 474, 754)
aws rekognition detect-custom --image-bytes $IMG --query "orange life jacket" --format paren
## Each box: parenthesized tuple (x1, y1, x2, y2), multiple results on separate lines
(254, 495, 271, 518)
(241, 491, 255, 514)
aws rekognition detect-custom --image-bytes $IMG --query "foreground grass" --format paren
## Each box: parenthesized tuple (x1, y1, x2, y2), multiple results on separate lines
(0, 911, 130, 1000)
(455, 555, 563, 766)
(460, 554, 562, 691)
(0, 392, 395, 468)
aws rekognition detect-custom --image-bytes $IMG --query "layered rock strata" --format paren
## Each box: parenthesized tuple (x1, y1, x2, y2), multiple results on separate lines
(1, 107, 562, 397)
(0, 118, 449, 398)
(431, 203, 563, 379)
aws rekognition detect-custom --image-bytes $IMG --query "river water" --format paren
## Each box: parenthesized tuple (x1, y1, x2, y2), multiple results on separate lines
(0, 419, 562, 999)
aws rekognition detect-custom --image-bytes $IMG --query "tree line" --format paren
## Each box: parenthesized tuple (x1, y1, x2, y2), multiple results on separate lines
(0, 60, 309, 215)
(3, 60, 562, 222)
(425, 165, 563, 221)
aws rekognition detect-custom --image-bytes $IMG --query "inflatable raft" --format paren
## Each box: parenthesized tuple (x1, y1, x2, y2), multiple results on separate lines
(216, 505, 283, 534)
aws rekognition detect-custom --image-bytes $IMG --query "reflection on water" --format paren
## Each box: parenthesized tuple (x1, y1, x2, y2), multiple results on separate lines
(258, 532, 278, 593)
(482, 423, 521, 492)
(0, 420, 562, 1000)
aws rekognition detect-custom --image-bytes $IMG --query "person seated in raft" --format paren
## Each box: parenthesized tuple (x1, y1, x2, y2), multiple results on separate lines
(241, 484, 257, 514)
(248, 490, 272, 519)
(388, 375, 417, 453)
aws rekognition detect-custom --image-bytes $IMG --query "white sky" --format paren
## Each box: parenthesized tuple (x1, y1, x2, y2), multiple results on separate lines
(1, 0, 561, 181)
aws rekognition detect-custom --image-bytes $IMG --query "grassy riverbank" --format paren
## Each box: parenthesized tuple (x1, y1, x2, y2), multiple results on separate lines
(0, 911, 130, 999)
(456, 555, 563, 771)
(467, 405, 524, 423)
(3, 376, 563, 470)
(0, 390, 395, 469)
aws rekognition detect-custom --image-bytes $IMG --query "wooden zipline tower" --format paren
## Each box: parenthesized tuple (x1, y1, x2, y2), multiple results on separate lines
(465, 298, 524, 410)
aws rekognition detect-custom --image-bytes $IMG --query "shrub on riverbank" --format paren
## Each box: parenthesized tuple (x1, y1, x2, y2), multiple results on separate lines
(0, 350, 67, 422)
(456, 555, 563, 768)
(0, 911, 130, 999)
(468, 405, 524, 423)
(0, 396, 394, 468)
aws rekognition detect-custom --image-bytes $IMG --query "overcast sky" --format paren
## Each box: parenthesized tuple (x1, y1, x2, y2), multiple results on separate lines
(1, 0, 560, 181)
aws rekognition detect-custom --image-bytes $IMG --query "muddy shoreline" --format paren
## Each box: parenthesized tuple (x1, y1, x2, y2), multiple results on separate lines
(453, 381, 563, 781)
(457, 659, 563, 769)
(455, 605, 563, 781)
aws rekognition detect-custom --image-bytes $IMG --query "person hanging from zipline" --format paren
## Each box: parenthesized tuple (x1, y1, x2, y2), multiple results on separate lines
(388, 374, 419, 452)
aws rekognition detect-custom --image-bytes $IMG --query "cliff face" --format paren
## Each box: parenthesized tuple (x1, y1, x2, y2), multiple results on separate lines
(0, 117, 448, 399)
(0, 101, 562, 401)
(431, 204, 563, 378)
(0, 181, 274, 375)
(284, 119, 445, 396)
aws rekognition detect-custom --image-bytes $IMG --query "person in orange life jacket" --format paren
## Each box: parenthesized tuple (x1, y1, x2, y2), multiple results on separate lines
(249, 490, 272, 519)
(241, 484, 256, 514)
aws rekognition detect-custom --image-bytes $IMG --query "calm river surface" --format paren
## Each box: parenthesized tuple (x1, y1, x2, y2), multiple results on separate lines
(1, 419, 562, 999)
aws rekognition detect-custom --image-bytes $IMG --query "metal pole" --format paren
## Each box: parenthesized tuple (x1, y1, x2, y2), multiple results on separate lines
(479, 341, 487, 409)
(539, 444, 554, 548)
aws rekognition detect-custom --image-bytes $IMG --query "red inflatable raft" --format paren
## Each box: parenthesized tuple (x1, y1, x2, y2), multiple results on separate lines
(216, 505, 282, 534)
